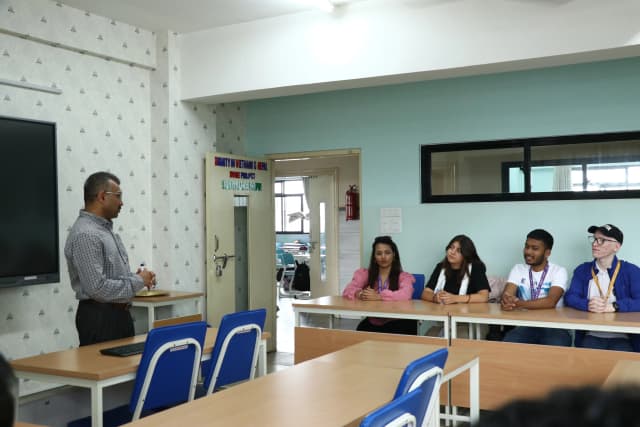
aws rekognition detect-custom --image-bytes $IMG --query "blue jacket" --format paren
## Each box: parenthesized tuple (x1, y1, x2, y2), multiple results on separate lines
(564, 256, 640, 351)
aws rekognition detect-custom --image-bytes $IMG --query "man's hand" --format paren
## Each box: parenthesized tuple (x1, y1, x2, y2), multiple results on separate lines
(137, 268, 156, 289)
(588, 296, 611, 313)
(501, 293, 518, 311)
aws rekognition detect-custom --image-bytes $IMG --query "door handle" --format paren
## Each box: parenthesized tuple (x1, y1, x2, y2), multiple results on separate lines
(212, 253, 235, 268)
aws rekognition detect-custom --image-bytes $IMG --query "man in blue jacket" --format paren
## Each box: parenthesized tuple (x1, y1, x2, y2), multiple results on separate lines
(565, 224, 640, 352)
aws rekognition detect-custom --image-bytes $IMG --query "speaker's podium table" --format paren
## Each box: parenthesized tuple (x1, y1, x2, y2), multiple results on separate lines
(131, 290, 204, 332)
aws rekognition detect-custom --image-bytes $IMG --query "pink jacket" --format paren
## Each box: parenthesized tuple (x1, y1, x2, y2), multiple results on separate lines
(342, 268, 415, 301)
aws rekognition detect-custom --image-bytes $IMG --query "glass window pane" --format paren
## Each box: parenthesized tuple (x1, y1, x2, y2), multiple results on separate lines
(285, 180, 304, 194)
(283, 195, 303, 232)
(532, 140, 640, 192)
(274, 181, 283, 194)
(319, 202, 326, 282)
(431, 147, 523, 195)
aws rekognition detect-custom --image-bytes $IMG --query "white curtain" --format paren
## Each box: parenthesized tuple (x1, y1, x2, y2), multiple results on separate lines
(552, 166, 572, 191)
(303, 176, 312, 216)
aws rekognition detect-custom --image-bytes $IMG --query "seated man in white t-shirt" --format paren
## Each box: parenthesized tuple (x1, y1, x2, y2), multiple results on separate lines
(500, 229, 571, 346)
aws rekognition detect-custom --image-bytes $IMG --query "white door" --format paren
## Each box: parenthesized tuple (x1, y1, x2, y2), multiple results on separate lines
(307, 173, 338, 297)
(205, 153, 276, 349)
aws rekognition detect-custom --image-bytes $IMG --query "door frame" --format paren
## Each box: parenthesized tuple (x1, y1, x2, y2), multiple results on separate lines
(268, 148, 362, 290)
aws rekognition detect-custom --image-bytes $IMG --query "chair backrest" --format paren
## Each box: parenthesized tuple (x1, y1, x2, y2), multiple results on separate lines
(393, 348, 448, 427)
(152, 314, 203, 329)
(280, 252, 296, 267)
(203, 308, 266, 395)
(129, 321, 207, 420)
(411, 274, 426, 300)
(360, 385, 427, 427)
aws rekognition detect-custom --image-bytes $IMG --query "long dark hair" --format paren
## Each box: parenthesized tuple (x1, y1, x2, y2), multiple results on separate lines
(442, 235, 484, 287)
(367, 235, 403, 291)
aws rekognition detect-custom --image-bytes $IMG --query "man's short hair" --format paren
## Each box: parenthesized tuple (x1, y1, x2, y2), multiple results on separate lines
(0, 353, 17, 427)
(527, 229, 554, 250)
(474, 385, 640, 427)
(84, 171, 120, 203)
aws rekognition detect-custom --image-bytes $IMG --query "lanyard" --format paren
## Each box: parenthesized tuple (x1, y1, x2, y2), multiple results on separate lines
(591, 261, 621, 300)
(529, 264, 549, 300)
(377, 277, 389, 293)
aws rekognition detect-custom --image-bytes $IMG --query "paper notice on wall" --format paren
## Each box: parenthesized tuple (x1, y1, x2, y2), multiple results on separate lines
(380, 208, 402, 234)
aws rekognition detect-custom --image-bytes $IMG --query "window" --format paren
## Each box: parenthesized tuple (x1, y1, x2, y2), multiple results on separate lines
(274, 178, 309, 233)
(421, 131, 640, 203)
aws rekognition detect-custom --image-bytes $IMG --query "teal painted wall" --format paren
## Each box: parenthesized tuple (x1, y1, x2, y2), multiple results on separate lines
(246, 58, 640, 279)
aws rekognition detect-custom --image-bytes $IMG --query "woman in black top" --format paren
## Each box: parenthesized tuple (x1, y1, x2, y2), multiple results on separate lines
(421, 234, 490, 304)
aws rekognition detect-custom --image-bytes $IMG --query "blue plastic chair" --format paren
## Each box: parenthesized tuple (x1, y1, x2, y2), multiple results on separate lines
(202, 308, 266, 395)
(360, 385, 429, 427)
(68, 321, 207, 426)
(393, 348, 448, 427)
(411, 274, 426, 300)
(130, 321, 207, 419)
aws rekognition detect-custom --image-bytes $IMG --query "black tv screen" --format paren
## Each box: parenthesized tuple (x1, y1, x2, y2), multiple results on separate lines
(0, 116, 59, 287)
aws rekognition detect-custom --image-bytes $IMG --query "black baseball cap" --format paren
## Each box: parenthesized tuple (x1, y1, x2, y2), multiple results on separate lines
(588, 224, 623, 244)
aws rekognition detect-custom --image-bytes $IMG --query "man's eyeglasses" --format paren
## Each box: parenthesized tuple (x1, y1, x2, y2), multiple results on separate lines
(588, 235, 617, 246)
(104, 191, 122, 200)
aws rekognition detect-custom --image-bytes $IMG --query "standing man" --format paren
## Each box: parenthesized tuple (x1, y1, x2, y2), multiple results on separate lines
(565, 224, 640, 352)
(500, 229, 571, 346)
(65, 171, 156, 346)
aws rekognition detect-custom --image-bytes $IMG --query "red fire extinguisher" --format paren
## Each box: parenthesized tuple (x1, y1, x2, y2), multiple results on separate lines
(345, 185, 359, 221)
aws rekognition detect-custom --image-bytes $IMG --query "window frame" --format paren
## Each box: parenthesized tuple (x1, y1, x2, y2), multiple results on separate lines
(274, 179, 309, 234)
(421, 131, 640, 203)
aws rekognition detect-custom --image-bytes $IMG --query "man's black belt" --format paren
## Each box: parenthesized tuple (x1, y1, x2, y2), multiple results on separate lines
(80, 299, 131, 310)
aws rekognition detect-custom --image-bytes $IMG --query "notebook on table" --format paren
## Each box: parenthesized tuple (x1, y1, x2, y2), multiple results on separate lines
(100, 341, 145, 357)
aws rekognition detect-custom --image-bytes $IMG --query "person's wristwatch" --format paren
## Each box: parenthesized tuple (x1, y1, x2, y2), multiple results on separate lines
(613, 302, 620, 312)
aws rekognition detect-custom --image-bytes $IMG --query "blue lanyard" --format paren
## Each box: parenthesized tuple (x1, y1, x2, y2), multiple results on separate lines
(529, 264, 549, 300)
(377, 277, 389, 293)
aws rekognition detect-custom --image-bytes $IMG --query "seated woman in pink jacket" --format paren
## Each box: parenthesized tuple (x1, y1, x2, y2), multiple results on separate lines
(342, 235, 416, 335)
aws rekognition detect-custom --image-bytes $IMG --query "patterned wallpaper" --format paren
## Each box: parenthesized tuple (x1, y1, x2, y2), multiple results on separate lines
(216, 102, 245, 155)
(0, 0, 217, 395)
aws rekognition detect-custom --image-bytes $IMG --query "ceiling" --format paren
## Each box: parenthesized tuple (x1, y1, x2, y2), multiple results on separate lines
(57, 0, 354, 33)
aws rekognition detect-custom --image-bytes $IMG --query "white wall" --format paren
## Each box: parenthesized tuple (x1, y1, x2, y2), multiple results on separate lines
(0, 0, 217, 400)
(179, 0, 640, 103)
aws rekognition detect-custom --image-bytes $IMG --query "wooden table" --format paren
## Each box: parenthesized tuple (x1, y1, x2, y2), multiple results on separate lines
(131, 291, 204, 332)
(311, 340, 480, 424)
(123, 340, 479, 427)
(12, 328, 269, 427)
(293, 296, 451, 338)
(448, 303, 640, 339)
(604, 359, 640, 387)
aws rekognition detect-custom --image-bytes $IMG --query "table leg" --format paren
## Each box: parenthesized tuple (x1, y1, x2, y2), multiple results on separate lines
(258, 339, 267, 377)
(469, 358, 480, 424)
(91, 384, 103, 427)
(328, 314, 334, 329)
(147, 307, 155, 330)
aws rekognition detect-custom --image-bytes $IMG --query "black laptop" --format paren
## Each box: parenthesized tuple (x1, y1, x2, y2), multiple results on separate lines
(100, 341, 145, 357)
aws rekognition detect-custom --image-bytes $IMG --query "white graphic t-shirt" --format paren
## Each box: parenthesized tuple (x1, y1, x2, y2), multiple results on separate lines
(507, 262, 568, 308)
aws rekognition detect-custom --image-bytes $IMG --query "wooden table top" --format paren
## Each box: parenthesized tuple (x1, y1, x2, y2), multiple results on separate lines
(123, 340, 469, 427)
(132, 290, 204, 303)
(11, 331, 215, 381)
(292, 295, 450, 316)
(447, 302, 640, 328)
(312, 340, 477, 376)
(11, 329, 270, 381)
(604, 360, 640, 387)
(124, 360, 402, 427)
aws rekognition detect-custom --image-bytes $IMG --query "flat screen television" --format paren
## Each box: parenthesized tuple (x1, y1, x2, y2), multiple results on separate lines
(0, 116, 59, 288)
